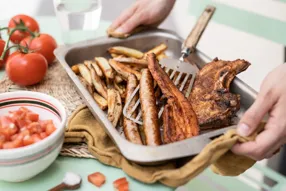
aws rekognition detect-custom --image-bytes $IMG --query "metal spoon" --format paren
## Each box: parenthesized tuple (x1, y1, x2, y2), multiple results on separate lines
(49, 172, 82, 191)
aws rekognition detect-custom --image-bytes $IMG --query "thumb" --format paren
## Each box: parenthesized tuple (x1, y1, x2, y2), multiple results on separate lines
(237, 91, 275, 137)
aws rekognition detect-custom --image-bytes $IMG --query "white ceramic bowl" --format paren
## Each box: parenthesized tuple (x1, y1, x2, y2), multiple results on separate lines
(0, 91, 67, 182)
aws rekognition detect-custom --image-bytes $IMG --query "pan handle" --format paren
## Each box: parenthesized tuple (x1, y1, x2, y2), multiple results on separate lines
(180, 5, 216, 61)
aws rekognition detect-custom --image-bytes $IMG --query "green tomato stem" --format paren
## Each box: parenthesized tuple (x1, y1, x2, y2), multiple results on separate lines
(0, 45, 17, 61)
(0, 44, 30, 60)
(0, 26, 36, 60)
(0, 27, 9, 31)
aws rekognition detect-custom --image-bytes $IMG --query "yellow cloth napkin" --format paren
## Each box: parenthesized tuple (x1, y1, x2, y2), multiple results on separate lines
(64, 105, 262, 188)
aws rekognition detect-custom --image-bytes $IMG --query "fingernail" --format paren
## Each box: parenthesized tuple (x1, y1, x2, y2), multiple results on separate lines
(237, 123, 250, 136)
(115, 27, 124, 33)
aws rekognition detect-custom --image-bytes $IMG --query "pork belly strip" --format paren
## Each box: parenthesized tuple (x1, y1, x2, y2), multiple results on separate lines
(147, 53, 199, 143)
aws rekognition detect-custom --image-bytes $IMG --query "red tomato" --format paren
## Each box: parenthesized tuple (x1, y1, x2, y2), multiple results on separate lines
(3, 134, 23, 149)
(88, 172, 106, 187)
(20, 34, 57, 65)
(46, 123, 56, 135)
(10, 134, 18, 141)
(15, 119, 29, 129)
(0, 133, 6, 149)
(23, 135, 34, 146)
(19, 107, 31, 113)
(10, 108, 26, 119)
(117, 182, 129, 191)
(19, 129, 30, 136)
(0, 116, 14, 128)
(26, 112, 39, 122)
(113, 177, 127, 187)
(3, 141, 15, 149)
(8, 14, 40, 44)
(39, 120, 53, 127)
(27, 122, 42, 134)
(31, 134, 42, 142)
(0, 116, 18, 138)
(0, 39, 9, 68)
(6, 51, 48, 86)
(39, 120, 53, 132)
(113, 177, 129, 191)
(39, 132, 47, 139)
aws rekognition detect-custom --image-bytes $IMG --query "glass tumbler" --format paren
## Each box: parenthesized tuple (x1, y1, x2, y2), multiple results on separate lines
(53, 0, 102, 44)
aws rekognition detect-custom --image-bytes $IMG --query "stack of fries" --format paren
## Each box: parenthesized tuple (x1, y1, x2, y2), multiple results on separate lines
(71, 43, 168, 128)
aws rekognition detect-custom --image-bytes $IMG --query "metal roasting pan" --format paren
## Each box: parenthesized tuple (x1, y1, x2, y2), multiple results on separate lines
(54, 29, 258, 164)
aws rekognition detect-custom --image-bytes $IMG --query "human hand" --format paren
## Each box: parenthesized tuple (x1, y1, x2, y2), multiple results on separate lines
(108, 0, 176, 34)
(232, 64, 286, 160)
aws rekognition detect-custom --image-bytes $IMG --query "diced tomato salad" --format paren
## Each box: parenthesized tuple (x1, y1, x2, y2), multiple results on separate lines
(0, 107, 56, 149)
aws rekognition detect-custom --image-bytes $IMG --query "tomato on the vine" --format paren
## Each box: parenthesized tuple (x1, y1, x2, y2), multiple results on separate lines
(20, 34, 57, 65)
(6, 51, 47, 86)
(8, 14, 40, 44)
(0, 39, 9, 68)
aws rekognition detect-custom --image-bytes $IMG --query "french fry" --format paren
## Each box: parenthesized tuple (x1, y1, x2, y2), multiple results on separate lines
(71, 64, 80, 74)
(78, 76, 94, 95)
(111, 53, 120, 58)
(115, 75, 124, 84)
(114, 81, 126, 99)
(109, 59, 141, 80)
(92, 62, 104, 78)
(107, 89, 122, 127)
(95, 57, 115, 79)
(84, 60, 92, 69)
(78, 64, 92, 85)
(157, 52, 168, 61)
(93, 92, 108, 110)
(105, 78, 113, 89)
(84, 60, 104, 78)
(90, 61, 104, 78)
(108, 46, 144, 59)
(145, 43, 167, 56)
(131, 66, 141, 72)
(90, 68, 108, 99)
(113, 57, 148, 68)
(109, 59, 129, 80)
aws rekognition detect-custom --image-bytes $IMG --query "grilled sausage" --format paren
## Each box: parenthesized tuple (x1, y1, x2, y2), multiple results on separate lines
(123, 74, 143, 145)
(140, 69, 162, 146)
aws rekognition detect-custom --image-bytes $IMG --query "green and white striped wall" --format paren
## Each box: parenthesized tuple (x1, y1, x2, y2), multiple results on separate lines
(189, 0, 286, 45)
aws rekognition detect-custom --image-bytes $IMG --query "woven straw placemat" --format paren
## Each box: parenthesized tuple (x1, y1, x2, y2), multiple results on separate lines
(0, 61, 96, 159)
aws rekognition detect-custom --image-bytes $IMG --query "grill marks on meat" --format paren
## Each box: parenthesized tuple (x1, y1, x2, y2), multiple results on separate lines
(189, 58, 250, 129)
(147, 53, 199, 143)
